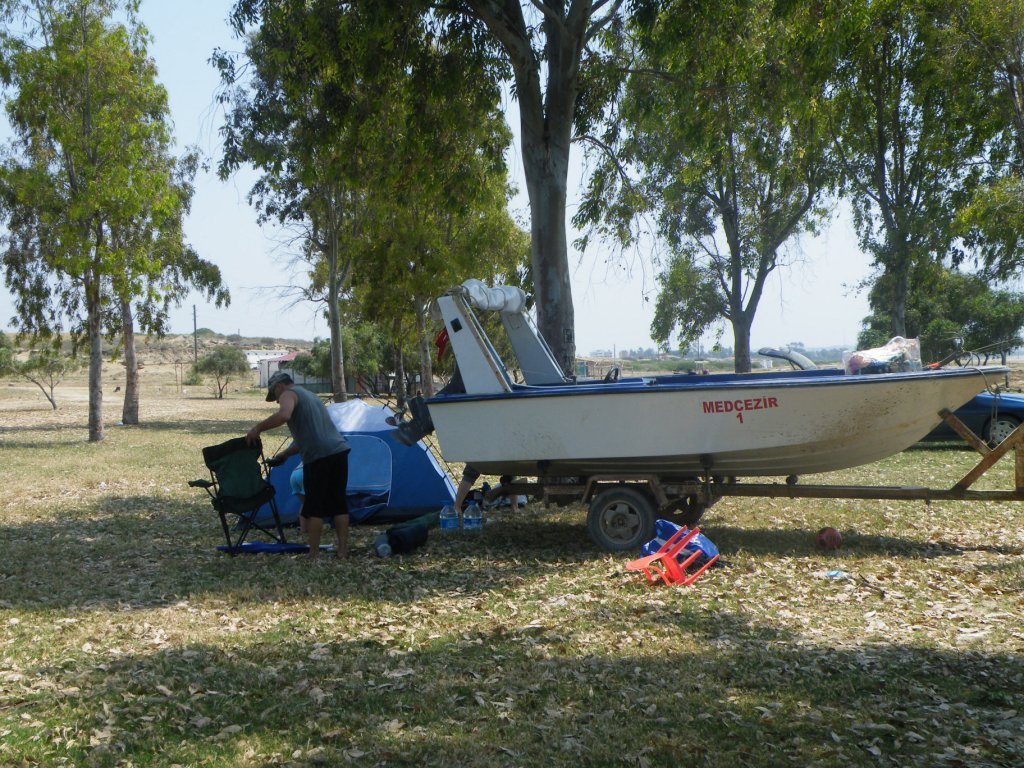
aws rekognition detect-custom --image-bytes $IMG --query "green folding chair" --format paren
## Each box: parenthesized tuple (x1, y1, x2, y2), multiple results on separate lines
(189, 437, 287, 554)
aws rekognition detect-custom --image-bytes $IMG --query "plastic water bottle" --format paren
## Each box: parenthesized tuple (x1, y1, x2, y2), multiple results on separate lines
(463, 501, 483, 531)
(439, 504, 459, 531)
(373, 534, 392, 558)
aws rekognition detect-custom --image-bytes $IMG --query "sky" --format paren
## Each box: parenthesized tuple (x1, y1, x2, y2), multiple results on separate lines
(0, 0, 874, 356)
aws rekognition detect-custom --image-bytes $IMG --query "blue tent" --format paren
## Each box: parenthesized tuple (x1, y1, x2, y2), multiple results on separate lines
(255, 399, 456, 525)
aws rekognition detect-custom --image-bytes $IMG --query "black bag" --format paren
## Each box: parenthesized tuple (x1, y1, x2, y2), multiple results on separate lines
(386, 524, 428, 554)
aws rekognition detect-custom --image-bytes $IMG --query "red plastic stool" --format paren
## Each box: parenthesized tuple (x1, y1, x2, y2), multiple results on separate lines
(626, 525, 719, 586)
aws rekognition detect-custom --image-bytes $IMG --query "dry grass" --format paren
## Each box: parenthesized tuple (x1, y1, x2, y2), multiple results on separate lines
(0, 365, 1022, 767)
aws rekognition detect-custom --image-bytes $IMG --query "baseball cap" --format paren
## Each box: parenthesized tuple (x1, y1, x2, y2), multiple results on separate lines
(266, 370, 293, 401)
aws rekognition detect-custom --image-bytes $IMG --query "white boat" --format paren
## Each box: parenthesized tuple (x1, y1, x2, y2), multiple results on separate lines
(399, 281, 1008, 480)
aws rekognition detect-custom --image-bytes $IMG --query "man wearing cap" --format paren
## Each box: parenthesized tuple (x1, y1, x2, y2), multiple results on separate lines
(245, 371, 351, 559)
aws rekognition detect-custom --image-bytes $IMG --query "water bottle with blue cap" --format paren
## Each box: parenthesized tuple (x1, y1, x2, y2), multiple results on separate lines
(439, 504, 459, 531)
(463, 501, 483, 531)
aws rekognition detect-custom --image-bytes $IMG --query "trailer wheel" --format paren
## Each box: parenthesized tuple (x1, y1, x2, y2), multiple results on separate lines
(674, 495, 706, 528)
(587, 486, 656, 552)
(986, 415, 1021, 446)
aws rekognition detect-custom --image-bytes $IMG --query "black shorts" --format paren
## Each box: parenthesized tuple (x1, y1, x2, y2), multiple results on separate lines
(302, 450, 349, 519)
(462, 465, 480, 483)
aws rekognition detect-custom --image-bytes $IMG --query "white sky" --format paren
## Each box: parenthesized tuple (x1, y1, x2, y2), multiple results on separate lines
(0, 0, 874, 355)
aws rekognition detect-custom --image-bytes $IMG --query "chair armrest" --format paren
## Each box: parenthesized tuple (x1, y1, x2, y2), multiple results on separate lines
(188, 479, 214, 489)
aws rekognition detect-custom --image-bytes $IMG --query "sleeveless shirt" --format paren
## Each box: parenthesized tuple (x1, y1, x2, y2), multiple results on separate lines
(286, 386, 349, 463)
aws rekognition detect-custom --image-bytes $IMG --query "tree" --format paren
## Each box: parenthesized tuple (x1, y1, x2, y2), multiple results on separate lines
(293, 326, 390, 391)
(830, 0, 988, 338)
(579, 0, 837, 372)
(0, 343, 81, 409)
(0, 0, 225, 440)
(194, 347, 250, 399)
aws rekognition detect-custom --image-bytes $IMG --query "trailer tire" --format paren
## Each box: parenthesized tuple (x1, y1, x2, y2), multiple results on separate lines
(674, 495, 706, 528)
(986, 415, 1021, 446)
(587, 486, 656, 552)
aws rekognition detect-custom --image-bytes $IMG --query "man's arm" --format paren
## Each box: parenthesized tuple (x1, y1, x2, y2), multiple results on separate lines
(245, 389, 298, 445)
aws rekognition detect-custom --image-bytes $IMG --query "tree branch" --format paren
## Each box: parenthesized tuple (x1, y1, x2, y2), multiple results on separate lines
(527, 0, 566, 35)
(585, 0, 624, 44)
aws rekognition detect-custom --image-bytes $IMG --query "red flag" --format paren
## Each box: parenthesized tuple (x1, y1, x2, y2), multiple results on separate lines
(434, 327, 450, 362)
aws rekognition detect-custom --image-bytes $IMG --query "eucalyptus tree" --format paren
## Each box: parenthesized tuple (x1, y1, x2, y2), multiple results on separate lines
(578, 0, 838, 372)
(217, 0, 396, 403)
(350, 61, 529, 397)
(111, 149, 228, 425)
(0, 0, 224, 439)
(219, 3, 419, 403)
(830, 0, 988, 338)
(445, 0, 627, 375)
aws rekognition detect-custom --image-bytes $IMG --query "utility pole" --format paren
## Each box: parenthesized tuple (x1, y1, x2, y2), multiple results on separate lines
(193, 305, 198, 363)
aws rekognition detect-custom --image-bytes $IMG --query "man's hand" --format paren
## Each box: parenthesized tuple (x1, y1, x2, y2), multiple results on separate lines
(265, 455, 285, 468)
(245, 428, 261, 446)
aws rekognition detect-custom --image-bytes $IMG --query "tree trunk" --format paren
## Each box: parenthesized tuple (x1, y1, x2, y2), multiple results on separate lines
(120, 297, 139, 425)
(524, 160, 575, 376)
(87, 280, 104, 442)
(732, 316, 753, 374)
(415, 297, 434, 397)
(23, 374, 58, 409)
(394, 336, 407, 412)
(889, 257, 909, 338)
(326, 228, 348, 403)
(505, 7, 581, 377)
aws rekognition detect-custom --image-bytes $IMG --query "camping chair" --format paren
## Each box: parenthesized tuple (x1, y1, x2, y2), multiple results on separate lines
(188, 437, 287, 554)
(626, 525, 719, 586)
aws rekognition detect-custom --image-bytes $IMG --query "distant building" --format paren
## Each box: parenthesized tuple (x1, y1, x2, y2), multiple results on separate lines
(257, 353, 297, 386)
(258, 352, 331, 393)
(245, 349, 287, 371)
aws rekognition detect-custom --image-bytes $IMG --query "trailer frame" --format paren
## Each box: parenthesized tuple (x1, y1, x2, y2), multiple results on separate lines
(490, 409, 1024, 551)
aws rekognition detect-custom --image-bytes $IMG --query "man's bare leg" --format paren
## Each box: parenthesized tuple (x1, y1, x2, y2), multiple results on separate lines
(454, 477, 474, 511)
(306, 517, 323, 559)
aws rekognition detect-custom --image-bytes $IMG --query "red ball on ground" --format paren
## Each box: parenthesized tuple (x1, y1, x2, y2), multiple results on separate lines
(816, 526, 842, 550)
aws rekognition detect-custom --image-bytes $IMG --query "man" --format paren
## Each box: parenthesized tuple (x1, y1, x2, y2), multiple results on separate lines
(246, 371, 350, 559)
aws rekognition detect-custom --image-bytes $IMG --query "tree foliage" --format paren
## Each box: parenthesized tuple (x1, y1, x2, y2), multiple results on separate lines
(291, 326, 389, 384)
(938, 0, 1024, 277)
(225, 0, 629, 376)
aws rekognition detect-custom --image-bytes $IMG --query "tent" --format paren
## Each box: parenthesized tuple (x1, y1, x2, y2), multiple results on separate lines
(254, 399, 456, 526)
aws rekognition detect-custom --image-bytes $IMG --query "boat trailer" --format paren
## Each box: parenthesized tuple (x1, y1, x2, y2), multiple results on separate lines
(492, 409, 1024, 552)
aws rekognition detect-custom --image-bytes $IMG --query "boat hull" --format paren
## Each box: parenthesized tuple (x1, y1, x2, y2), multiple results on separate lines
(427, 367, 1008, 478)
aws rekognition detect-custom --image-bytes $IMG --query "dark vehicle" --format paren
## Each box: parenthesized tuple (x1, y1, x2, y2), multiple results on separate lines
(921, 390, 1024, 445)
(755, 347, 1022, 446)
